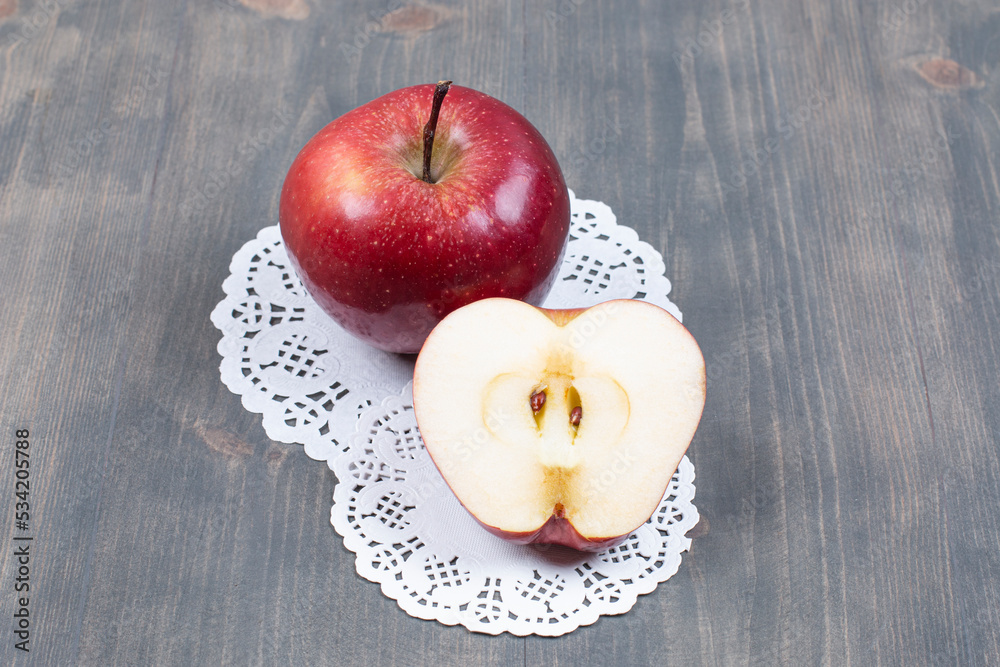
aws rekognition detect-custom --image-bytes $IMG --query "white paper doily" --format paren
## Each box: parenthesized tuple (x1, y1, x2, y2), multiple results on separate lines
(211, 189, 698, 635)
(335, 385, 697, 636)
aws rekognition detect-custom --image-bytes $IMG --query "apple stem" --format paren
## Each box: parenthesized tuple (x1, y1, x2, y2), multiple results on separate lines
(421, 80, 452, 183)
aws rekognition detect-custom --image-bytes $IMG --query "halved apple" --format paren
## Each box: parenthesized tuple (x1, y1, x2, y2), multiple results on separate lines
(412, 298, 706, 552)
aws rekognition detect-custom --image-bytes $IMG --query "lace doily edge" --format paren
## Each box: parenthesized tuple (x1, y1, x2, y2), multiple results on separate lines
(327, 457, 699, 637)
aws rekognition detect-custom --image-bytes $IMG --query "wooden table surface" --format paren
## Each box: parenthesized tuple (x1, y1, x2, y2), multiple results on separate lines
(3, 0, 1000, 664)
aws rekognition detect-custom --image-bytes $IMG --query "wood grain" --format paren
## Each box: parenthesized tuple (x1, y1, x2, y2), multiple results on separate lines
(1, 0, 998, 664)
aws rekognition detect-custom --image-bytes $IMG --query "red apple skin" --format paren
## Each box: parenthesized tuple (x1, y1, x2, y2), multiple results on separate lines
(477, 515, 628, 553)
(279, 84, 571, 354)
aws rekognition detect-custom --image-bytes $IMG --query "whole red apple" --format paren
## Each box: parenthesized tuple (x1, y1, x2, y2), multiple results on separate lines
(279, 82, 571, 353)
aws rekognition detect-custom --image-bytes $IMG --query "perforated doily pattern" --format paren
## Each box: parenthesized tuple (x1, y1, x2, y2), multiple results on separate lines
(211, 190, 697, 635)
(331, 387, 698, 635)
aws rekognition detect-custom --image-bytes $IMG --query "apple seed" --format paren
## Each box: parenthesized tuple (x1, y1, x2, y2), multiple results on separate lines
(569, 406, 582, 427)
(530, 388, 547, 413)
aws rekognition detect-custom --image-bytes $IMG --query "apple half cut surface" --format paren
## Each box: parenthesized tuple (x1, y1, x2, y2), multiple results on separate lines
(412, 297, 706, 552)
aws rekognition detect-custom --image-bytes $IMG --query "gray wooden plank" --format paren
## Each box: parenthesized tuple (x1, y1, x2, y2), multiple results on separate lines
(55, 0, 526, 665)
(1, 0, 999, 664)
(523, 0, 1000, 664)
(0, 1, 182, 664)
(880, 3, 1000, 663)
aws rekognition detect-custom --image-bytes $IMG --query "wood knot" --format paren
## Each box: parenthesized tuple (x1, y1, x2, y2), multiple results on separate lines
(380, 4, 450, 33)
(916, 59, 983, 91)
(0, 0, 18, 20)
(688, 516, 710, 539)
(238, 0, 309, 20)
(265, 447, 289, 466)
(195, 421, 254, 458)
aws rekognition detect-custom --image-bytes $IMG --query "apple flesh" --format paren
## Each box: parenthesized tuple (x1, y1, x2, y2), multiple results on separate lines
(279, 83, 571, 354)
(412, 298, 706, 552)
